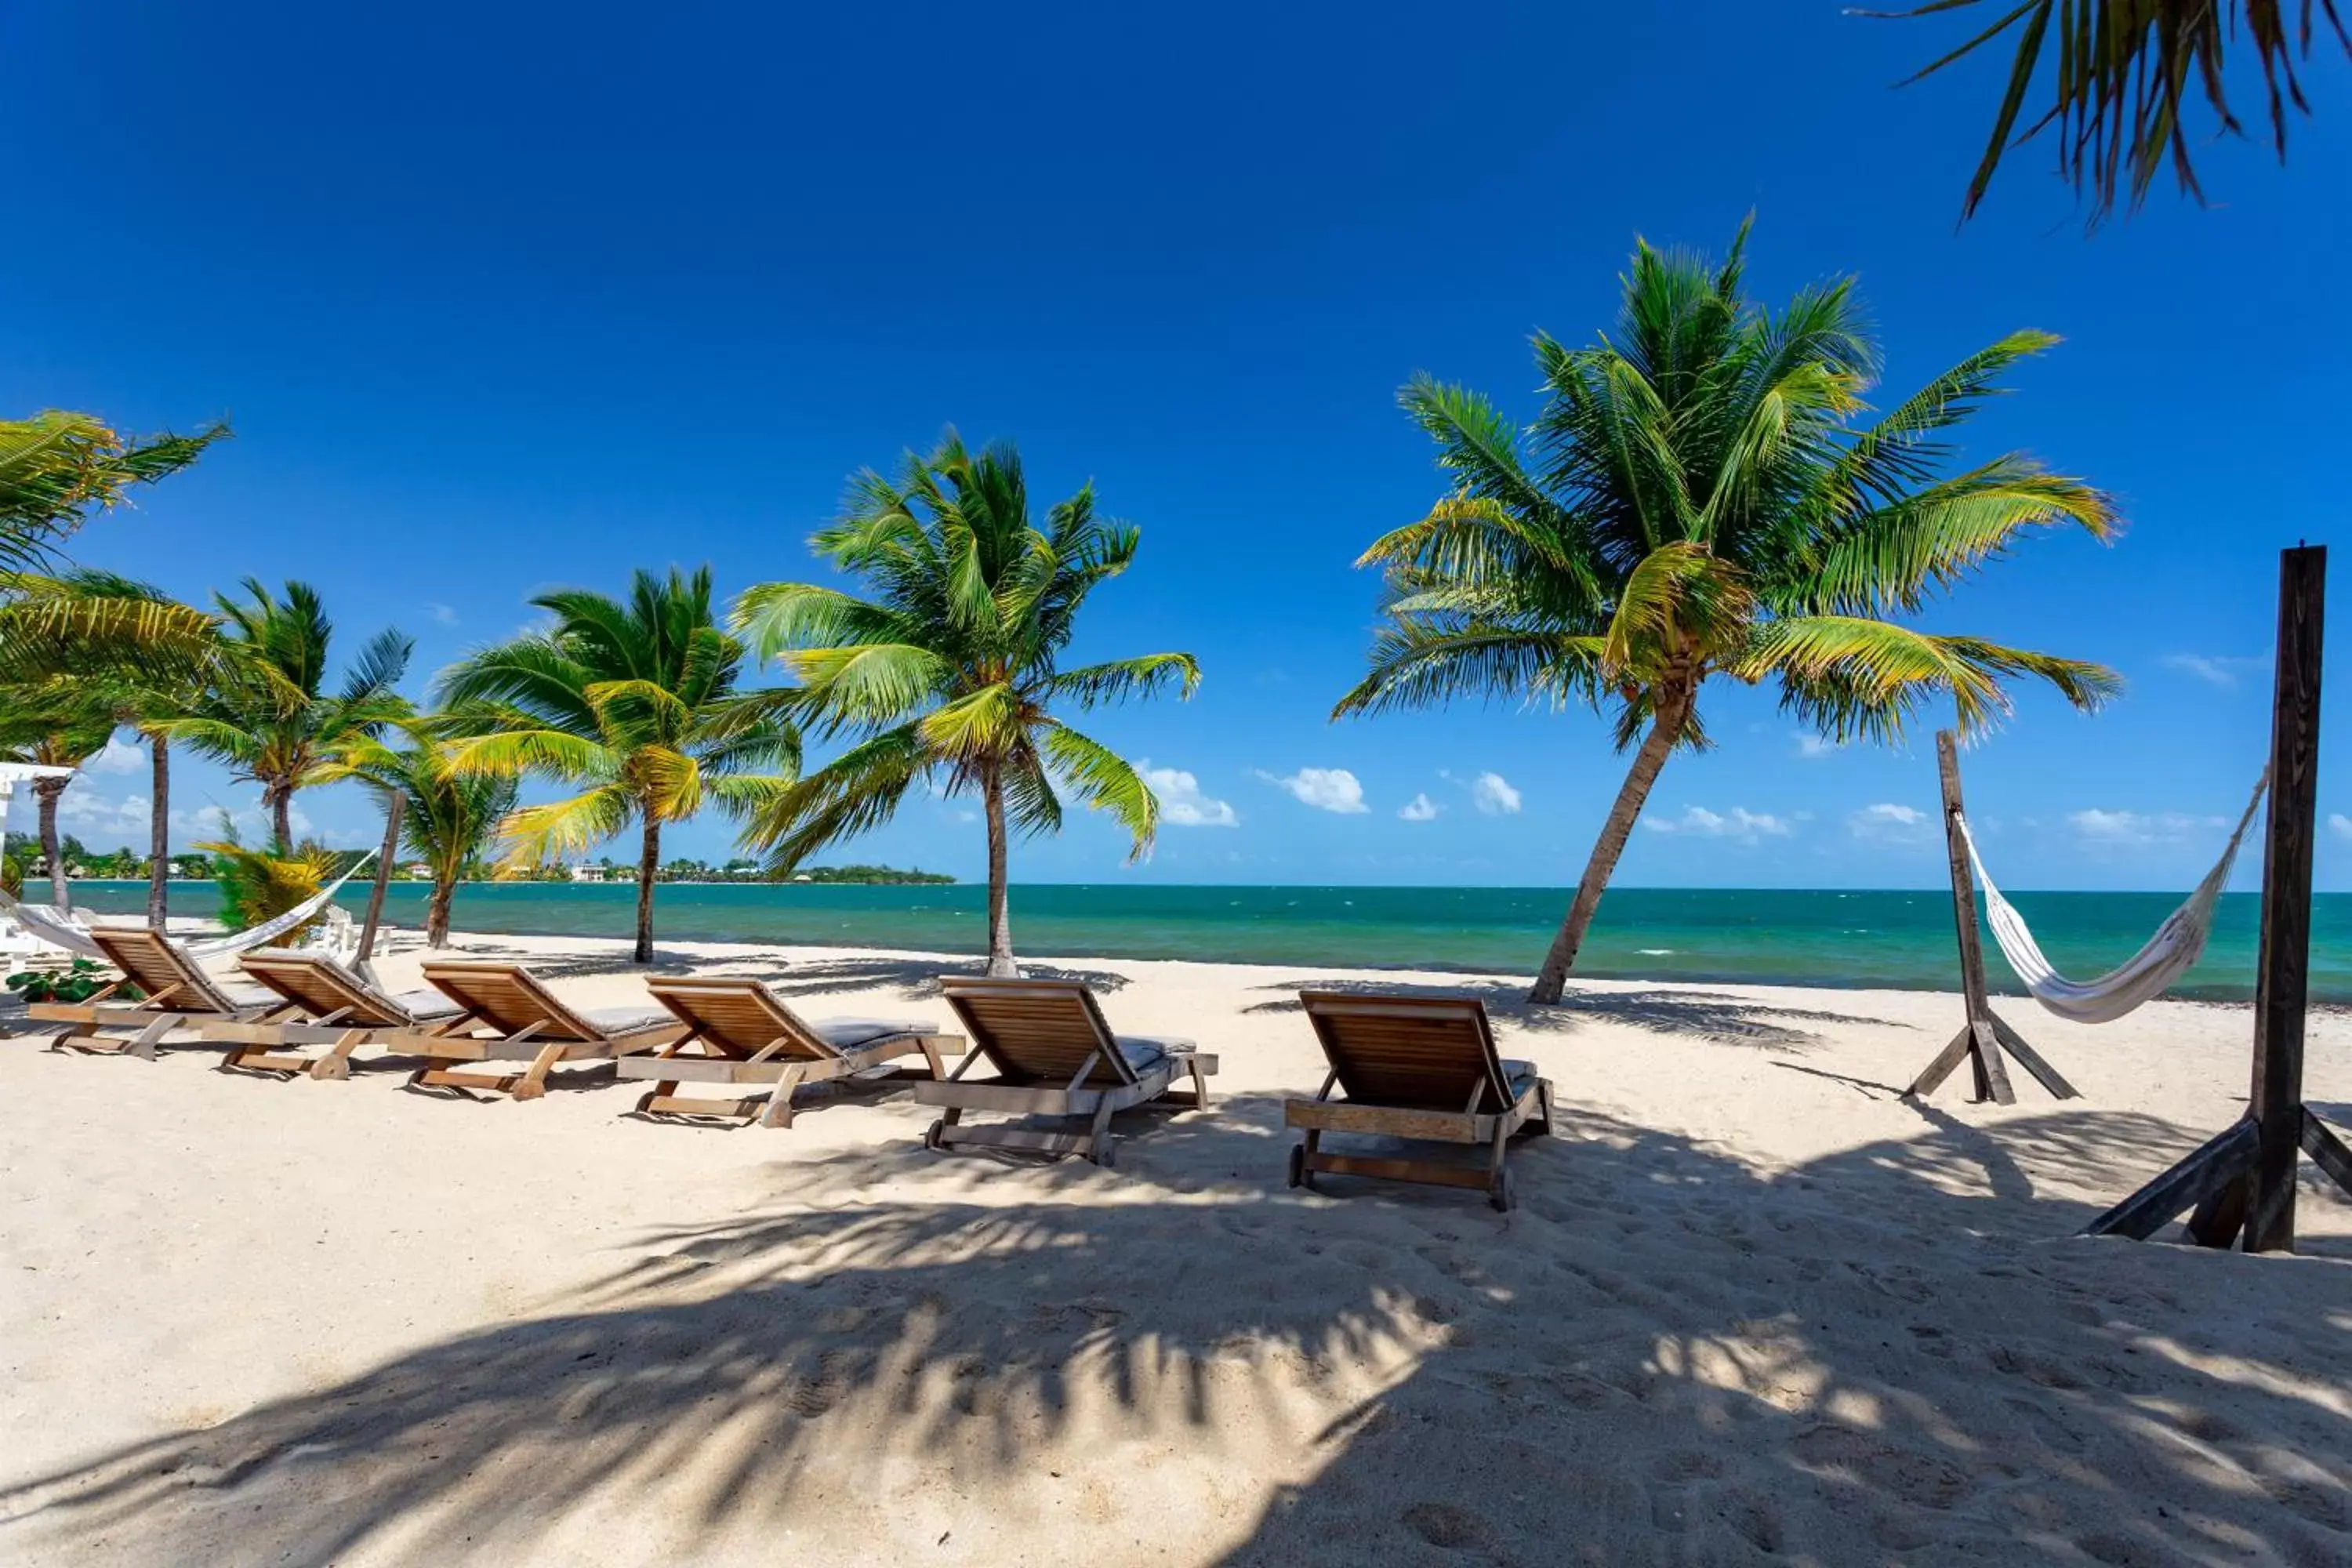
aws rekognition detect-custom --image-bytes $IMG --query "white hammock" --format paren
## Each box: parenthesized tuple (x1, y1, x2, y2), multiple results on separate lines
(0, 851, 376, 962)
(1954, 773, 2268, 1025)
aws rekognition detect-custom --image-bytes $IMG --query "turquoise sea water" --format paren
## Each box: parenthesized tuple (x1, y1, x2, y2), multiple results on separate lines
(58, 880, 2352, 1002)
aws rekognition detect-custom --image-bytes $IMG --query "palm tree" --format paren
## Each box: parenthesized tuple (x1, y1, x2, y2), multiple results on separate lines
(1335, 225, 2120, 1005)
(0, 411, 225, 569)
(172, 579, 413, 851)
(1882, 0, 2350, 220)
(437, 567, 798, 965)
(0, 570, 248, 931)
(315, 717, 519, 948)
(732, 434, 1199, 977)
(0, 689, 116, 910)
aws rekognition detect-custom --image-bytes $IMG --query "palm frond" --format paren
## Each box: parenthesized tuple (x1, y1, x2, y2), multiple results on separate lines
(1037, 722, 1157, 858)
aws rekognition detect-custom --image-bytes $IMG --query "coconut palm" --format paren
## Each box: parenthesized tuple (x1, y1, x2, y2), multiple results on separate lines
(1335, 225, 2120, 1005)
(0, 570, 249, 930)
(315, 717, 519, 948)
(0, 410, 225, 570)
(0, 690, 116, 910)
(171, 579, 413, 851)
(1884, 0, 2350, 220)
(437, 567, 799, 964)
(732, 434, 1198, 977)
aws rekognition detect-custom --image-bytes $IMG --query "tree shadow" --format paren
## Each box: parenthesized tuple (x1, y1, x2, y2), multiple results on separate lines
(423, 946, 1133, 1001)
(6, 1095, 2347, 1565)
(1244, 975, 1914, 1050)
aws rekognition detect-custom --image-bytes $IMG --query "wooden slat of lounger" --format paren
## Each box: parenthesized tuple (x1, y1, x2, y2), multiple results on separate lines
(940, 981, 1130, 1085)
(643, 978, 828, 1060)
(88, 928, 240, 1016)
(1301, 993, 1508, 1112)
(421, 962, 606, 1042)
(238, 953, 410, 1026)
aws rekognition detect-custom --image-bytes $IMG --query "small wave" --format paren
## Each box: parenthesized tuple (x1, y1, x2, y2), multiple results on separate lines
(1635, 947, 1677, 956)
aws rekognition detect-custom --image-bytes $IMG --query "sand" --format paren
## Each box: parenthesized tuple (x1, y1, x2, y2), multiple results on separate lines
(1, 927, 2348, 1566)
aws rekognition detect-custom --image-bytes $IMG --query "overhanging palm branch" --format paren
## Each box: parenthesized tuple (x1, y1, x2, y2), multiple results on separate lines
(1875, 0, 2352, 220)
(0, 412, 226, 571)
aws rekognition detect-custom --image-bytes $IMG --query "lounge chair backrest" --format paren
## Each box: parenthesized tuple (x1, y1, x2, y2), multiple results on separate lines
(643, 976, 831, 1060)
(420, 960, 608, 1042)
(87, 927, 241, 1015)
(1298, 991, 1513, 1112)
(938, 976, 1136, 1087)
(237, 951, 412, 1026)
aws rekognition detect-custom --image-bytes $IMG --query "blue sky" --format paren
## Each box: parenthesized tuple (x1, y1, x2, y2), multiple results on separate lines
(5, 2, 2347, 890)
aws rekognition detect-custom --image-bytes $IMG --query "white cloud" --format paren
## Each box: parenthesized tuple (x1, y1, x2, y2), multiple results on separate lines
(2332, 813, 2352, 844)
(1642, 805, 1794, 843)
(1397, 792, 1439, 822)
(78, 736, 144, 776)
(1847, 801, 1931, 840)
(2069, 808, 2227, 847)
(2161, 654, 2264, 688)
(425, 602, 459, 626)
(1470, 771, 1522, 816)
(1794, 733, 1840, 760)
(1140, 763, 1237, 828)
(1257, 767, 1368, 815)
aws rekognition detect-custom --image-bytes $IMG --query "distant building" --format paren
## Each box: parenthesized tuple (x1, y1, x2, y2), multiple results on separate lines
(569, 863, 608, 884)
(791, 873, 812, 883)
(405, 862, 434, 878)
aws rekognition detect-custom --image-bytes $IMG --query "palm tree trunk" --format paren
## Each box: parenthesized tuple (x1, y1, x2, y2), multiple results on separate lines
(268, 786, 294, 854)
(357, 789, 402, 962)
(982, 762, 1017, 978)
(633, 816, 660, 964)
(1528, 691, 1690, 1005)
(34, 778, 69, 911)
(146, 735, 171, 932)
(426, 879, 454, 948)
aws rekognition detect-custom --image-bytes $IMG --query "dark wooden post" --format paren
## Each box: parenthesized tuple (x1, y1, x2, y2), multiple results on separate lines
(2243, 545, 2325, 1251)
(356, 789, 403, 964)
(1904, 731, 2078, 1104)
(2087, 545, 2351, 1249)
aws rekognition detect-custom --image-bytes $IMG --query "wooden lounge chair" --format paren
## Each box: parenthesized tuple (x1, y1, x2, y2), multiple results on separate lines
(1285, 991, 1554, 1211)
(27, 926, 284, 1058)
(387, 960, 681, 1102)
(205, 950, 465, 1080)
(913, 975, 1217, 1167)
(615, 975, 964, 1128)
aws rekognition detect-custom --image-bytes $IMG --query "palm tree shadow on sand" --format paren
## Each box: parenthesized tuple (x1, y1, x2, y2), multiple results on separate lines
(1243, 976, 1916, 1051)
(3, 1101, 2347, 1565)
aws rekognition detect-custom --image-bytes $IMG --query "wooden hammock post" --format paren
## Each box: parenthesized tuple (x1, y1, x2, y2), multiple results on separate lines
(2086, 544, 2352, 1250)
(1904, 730, 2080, 1105)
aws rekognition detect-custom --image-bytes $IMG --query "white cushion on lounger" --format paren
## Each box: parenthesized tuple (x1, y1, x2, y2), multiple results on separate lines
(387, 989, 462, 1021)
(581, 1005, 676, 1036)
(1111, 1035, 1191, 1075)
(811, 1017, 935, 1048)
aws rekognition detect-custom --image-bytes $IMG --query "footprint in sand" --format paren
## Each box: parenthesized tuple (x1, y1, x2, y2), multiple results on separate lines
(1399, 1501, 1490, 1551)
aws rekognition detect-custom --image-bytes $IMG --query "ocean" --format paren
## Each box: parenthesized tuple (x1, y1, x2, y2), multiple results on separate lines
(55, 880, 2352, 1003)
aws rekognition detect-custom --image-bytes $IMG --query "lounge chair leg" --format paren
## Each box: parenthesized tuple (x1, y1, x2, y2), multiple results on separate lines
(124, 1015, 177, 1062)
(756, 1063, 809, 1129)
(1486, 1120, 1514, 1212)
(1087, 1096, 1118, 1167)
(1185, 1057, 1210, 1112)
(308, 1028, 365, 1082)
(918, 1036, 947, 1079)
(511, 1040, 568, 1102)
(637, 1078, 682, 1116)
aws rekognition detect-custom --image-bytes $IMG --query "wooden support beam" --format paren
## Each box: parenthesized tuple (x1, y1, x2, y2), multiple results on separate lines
(1907, 729, 2082, 1104)
(2301, 1111, 2352, 1197)
(2085, 546, 2329, 1254)
(2245, 545, 2325, 1252)
(2083, 1117, 2260, 1241)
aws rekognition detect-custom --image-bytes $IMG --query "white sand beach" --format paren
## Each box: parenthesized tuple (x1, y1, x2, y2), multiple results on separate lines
(2, 930, 2349, 1566)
